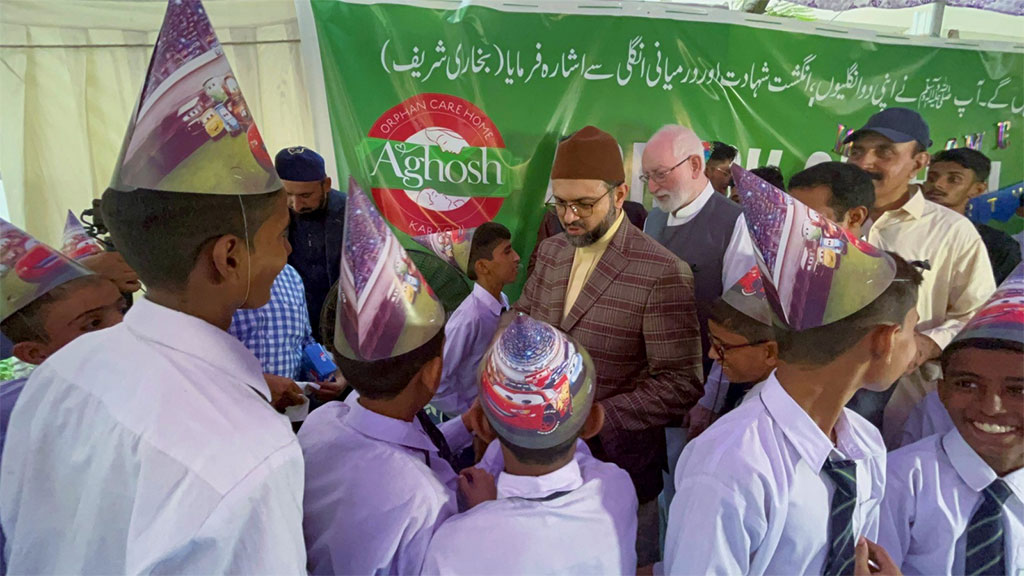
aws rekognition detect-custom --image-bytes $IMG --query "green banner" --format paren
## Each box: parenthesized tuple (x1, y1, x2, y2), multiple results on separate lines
(311, 0, 1024, 299)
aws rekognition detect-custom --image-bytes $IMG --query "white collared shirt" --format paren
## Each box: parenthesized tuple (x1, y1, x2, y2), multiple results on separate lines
(434, 283, 510, 415)
(423, 439, 638, 575)
(298, 400, 472, 575)
(664, 373, 886, 575)
(866, 191, 996, 446)
(899, 390, 954, 448)
(0, 298, 306, 574)
(652, 181, 757, 290)
(879, 428, 1024, 574)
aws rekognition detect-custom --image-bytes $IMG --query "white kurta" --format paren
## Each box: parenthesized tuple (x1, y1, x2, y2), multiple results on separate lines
(298, 400, 472, 575)
(898, 390, 954, 448)
(0, 297, 306, 574)
(664, 373, 886, 575)
(423, 439, 638, 575)
(878, 429, 1024, 574)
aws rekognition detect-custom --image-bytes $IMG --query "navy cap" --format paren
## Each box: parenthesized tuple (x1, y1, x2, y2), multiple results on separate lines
(275, 146, 327, 182)
(843, 107, 932, 150)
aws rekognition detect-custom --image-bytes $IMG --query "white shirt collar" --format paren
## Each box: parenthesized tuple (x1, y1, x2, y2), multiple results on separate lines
(760, 372, 867, 471)
(124, 297, 270, 401)
(943, 427, 1024, 500)
(470, 282, 509, 315)
(497, 458, 584, 500)
(666, 181, 716, 226)
(345, 400, 437, 454)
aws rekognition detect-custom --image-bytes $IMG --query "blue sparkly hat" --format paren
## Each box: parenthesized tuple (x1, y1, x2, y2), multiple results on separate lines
(479, 314, 595, 450)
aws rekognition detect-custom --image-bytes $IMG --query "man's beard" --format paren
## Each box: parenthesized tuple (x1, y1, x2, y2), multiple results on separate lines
(565, 205, 619, 248)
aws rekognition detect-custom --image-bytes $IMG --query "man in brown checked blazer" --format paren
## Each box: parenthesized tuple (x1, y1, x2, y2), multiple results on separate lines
(513, 126, 703, 565)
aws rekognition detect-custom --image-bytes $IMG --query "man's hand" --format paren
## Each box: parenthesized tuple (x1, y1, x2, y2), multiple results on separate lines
(458, 467, 496, 509)
(461, 399, 497, 444)
(311, 373, 346, 402)
(907, 332, 942, 374)
(79, 252, 141, 294)
(687, 404, 717, 441)
(264, 373, 306, 413)
(854, 537, 901, 575)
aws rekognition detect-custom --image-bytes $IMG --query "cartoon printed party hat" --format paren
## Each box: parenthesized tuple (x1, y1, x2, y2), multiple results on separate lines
(721, 265, 773, 326)
(109, 0, 280, 195)
(61, 211, 105, 260)
(411, 228, 477, 276)
(1, 219, 94, 322)
(949, 262, 1024, 347)
(479, 314, 595, 450)
(334, 178, 445, 361)
(732, 164, 896, 331)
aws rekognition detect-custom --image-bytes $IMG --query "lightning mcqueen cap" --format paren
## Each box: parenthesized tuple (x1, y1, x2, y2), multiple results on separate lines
(479, 313, 595, 450)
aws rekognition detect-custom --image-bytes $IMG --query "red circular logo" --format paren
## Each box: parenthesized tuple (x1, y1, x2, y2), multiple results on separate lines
(367, 93, 505, 235)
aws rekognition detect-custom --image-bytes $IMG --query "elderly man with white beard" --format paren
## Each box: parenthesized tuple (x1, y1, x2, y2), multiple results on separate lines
(641, 125, 757, 526)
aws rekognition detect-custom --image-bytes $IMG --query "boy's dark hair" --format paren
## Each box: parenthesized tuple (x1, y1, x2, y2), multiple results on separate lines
(750, 166, 785, 191)
(931, 148, 991, 182)
(467, 222, 512, 281)
(1, 275, 114, 344)
(709, 141, 738, 163)
(789, 162, 876, 221)
(941, 338, 1024, 372)
(775, 252, 923, 365)
(709, 298, 775, 344)
(333, 327, 446, 400)
(495, 431, 578, 466)
(100, 187, 282, 291)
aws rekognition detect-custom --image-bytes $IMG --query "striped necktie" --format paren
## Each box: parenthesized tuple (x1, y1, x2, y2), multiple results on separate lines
(966, 479, 1013, 576)
(822, 459, 858, 576)
(415, 409, 456, 470)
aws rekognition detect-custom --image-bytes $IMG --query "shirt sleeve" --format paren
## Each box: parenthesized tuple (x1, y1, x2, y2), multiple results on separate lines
(664, 473, 767, 575)
(600, 260, 704, 432)
(722, 214, 758, 291)
(876, 462, 916, 569)
(919, 223, 996, 349)
(699, 362, 731, 413)
(435, 315, 478, 415)
(439, 414, 473, 453)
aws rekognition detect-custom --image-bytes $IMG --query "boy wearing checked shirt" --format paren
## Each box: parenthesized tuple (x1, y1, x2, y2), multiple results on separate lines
(663, 166, 920, 574)
(879, 263, 1024, 575)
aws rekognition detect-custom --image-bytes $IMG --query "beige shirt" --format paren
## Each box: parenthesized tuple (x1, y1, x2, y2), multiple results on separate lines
(563, 210, 625, 319)
(864, 190, 996, 446)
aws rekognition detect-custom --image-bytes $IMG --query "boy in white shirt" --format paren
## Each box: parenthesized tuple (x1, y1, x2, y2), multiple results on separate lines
(423, 314, 639, 575)
(0, 3, 307, 571)
(664, 165, 919, 575)
(879, 263, 1024, 574)
(298, 181, 493, 575)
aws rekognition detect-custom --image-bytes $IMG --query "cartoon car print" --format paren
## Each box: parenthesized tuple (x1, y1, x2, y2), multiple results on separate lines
(821, 237, 848, 255)
(481, 342, 582, 435)
(202, 109, 225, 139)
(15, 244, 64, 283)
(817, 247, 837, 269)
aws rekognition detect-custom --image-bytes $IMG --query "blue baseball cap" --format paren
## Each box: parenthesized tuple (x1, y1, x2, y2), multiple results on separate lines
(843, 107, 932, 150)
(275, 146, 327, 182)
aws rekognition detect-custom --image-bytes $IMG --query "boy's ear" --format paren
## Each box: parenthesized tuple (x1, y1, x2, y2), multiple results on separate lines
(968, 180, 989, 199)
(763, 341, 780, 368)
(418, 355, 444, 395)
(845, 206, 870, 230)
(12, 341, 51, 366)
(870, 323, 901, 363)
(208, 234, 246, 285)
(580, 403, 605, 440)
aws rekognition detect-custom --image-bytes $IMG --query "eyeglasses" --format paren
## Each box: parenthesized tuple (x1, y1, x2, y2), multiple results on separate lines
(708, 166, 733, 177)
(544, 187, 614, 219)
(640, 155, 697, 185)
(711, 337, 770, 359)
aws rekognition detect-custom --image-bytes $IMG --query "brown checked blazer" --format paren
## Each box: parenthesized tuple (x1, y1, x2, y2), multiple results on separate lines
(514, 219, 703, 502)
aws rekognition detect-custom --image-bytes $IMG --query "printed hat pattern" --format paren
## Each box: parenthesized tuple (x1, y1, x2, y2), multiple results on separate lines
(61, 211, 105, 260)
(411, 228, 476, 276)
(1, 218, 94, 322)
(950, 262, 1024, 347)
(109, 0, 280, 195)
(479, 314, 596, 450)
(334, 178, 445, 361)
(732, 164, 897, 331)
(721, 265, 773, 326)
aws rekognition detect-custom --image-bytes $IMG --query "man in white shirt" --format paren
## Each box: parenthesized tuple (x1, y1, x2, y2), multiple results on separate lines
(844, 107, 997, 446)
(433, 222, 520, 416)
(879, 264, 1024, 574)
(0, 32, 305, 573)
(424, 314, 638, 575)
(664, 166, 921, 575)
(299, 181, 493, 575)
